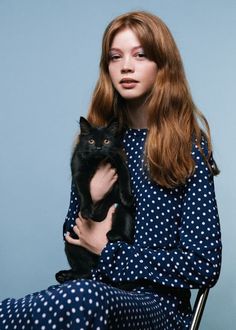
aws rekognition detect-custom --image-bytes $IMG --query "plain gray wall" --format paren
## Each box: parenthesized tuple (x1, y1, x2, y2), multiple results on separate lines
(0, 1, 235, 329)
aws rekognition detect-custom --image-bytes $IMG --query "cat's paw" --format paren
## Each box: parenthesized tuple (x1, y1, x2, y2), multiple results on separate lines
(55, 270, 74, 284)
(107, 230, 122, 242)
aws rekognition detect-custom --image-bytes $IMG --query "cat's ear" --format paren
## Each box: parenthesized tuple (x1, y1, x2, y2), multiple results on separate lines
(79, 117, 92, 135)
(107, 119, 119, 135)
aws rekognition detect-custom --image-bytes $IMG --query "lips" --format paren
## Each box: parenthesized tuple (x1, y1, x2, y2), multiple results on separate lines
(119, 78, 139, 89)
(120, 78, 138, 83)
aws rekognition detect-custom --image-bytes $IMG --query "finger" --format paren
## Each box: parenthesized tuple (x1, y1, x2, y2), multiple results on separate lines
(110, 167, 117, 175)
(111, 174, 118, 183)
(73, 225, 80, 236)
(98, 161, 111, 171)
(76, 215, 84, 225)
(103, 162, 112, 170)
(107, 203, 117, 216)
(102, 162, 117, 175)
(75, 217, 80, 226)
(65, 233, 80, 246)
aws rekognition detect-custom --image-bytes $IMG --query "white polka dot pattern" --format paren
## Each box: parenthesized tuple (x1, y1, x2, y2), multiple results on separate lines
(93, 129, 222, 289)
(0, 129, 221, 329)
(0, 280, 191, 329)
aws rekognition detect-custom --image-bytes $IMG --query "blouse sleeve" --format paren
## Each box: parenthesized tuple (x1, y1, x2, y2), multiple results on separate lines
(63, 182, 80, 238)
(92, 143, 222, 289)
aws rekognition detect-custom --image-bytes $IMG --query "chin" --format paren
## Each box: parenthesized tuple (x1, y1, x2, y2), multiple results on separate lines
(122, 94, 147, 104)
(120, 92, 144, 100)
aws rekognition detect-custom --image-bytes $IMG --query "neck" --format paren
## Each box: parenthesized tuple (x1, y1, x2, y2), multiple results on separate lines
(126, 98, 148, 129)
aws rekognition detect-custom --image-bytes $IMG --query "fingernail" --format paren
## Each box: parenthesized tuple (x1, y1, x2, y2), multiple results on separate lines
(114, 203, 118, 208)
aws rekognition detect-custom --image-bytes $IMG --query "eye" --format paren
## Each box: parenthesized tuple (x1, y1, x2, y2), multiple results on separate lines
(103, 139, 110, 145)
(88, 139, 95, 144)
(135, 52, 146, 59)
(109, 53, 121, 61)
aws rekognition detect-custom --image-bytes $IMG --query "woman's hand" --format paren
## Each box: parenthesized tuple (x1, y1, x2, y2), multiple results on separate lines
(90, 162, 118, 203)
(65, 205, 116, 255)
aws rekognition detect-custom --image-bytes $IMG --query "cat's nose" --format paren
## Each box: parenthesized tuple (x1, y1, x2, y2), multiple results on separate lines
(96, 146, 102, 150)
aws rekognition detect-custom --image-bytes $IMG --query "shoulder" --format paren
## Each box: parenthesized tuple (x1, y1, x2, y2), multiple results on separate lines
(192, 134, 209, 159)
(190, 135, 218, 182)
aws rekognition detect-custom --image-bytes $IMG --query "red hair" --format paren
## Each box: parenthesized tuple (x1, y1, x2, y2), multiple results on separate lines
(87, 11, 219, 188)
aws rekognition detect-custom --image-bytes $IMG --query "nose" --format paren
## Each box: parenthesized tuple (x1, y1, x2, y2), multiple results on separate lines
(121, 56, 134, 73)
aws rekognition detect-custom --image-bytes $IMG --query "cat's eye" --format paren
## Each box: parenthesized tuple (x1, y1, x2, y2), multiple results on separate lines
(103, 139, 110, 145)
(88, 139, 95, 144)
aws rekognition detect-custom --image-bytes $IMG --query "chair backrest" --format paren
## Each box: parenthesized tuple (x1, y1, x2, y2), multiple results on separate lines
(190, 288, 210, 330)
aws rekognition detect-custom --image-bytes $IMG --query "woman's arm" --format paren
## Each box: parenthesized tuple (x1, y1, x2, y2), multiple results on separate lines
(65, 205, 115, 255)
(63, 163, 118, 246)
(63, 182, 80, 236)
(92, 143, 222, 289)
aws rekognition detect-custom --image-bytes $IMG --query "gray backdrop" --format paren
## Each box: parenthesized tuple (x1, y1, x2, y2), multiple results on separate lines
(0, 1, 235, 329)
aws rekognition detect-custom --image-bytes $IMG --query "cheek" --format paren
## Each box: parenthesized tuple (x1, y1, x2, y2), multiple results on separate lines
(142, 63, 157, 85)
(108, 65, 117, 85)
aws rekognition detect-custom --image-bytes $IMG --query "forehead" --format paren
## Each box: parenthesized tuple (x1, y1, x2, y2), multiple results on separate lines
(110, 28, 141, 49)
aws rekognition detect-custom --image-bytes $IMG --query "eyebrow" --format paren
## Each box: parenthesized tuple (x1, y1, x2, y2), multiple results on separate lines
(109, 45, 143, 52)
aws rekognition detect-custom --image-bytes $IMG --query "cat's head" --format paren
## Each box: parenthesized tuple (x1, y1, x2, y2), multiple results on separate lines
(78, 116, 120, 156)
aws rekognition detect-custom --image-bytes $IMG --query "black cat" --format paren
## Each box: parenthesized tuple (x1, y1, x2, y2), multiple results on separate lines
(56, 117, 135, 284)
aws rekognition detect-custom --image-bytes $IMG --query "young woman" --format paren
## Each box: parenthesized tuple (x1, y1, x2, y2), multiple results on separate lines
(0, 11, 222, 330)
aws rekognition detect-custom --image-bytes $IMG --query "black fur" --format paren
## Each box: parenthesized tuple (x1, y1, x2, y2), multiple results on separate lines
(56, 117, 135, 284)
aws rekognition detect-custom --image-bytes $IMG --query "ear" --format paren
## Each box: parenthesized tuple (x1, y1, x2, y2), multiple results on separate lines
(107, 118, 119, 135)
(79, 117, 91, 135)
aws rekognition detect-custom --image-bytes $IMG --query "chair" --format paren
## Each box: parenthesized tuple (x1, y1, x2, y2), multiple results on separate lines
(189, 287, 210, 330)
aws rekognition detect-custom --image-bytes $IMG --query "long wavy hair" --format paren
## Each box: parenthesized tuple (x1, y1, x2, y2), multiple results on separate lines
(87, 11, 219, 188)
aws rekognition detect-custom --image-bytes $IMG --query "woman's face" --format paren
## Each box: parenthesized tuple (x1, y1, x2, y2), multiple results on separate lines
(108, 28, 157, 103)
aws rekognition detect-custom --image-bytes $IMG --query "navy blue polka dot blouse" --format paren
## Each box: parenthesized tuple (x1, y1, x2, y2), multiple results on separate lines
(0, 128, 222, 329)
(64, 128, 222, 290)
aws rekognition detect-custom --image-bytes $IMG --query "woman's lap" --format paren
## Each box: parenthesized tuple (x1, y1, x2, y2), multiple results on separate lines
(0, 279, 182, 330)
